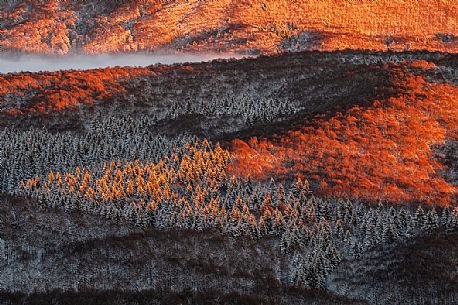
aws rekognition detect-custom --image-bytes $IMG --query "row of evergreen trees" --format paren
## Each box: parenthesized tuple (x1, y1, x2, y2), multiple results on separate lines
(1, 115, 457, 290)
(0, 115, 193, 193)
(167, 94, 297, 125)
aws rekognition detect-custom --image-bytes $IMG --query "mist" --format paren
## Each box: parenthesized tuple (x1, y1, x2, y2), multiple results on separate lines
(0, 52, 251, 73)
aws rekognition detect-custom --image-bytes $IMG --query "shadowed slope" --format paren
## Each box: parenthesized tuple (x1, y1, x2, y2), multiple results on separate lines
(230, 61, 458, 205)
(0, 52, 456, 205)
(330, 230, 458, 304)
(0, 194, 368, 305)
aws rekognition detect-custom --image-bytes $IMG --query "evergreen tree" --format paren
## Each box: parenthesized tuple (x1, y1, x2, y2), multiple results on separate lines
(364, 223, 377, 249)
(414, 206, 427, 231)
(425, 207, 439, 234)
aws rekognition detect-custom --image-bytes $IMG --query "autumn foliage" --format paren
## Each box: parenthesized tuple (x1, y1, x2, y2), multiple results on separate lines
(0, 65, 195, 115)
(21, 140, 298, 233)
(5, 58, 458, 206)
(0, 0, 457, 54)
(230, 62, 458, 205)
(23, 140, 230, 207)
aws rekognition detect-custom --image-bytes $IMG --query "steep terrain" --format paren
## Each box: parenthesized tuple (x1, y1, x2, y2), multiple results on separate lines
(330, 229, 458, 305)
(1, 2, 457, 303)
(1, 192, 457, 305)
(230, 61, 458, 204)
(0, 176, 458, 305)
(0, 0, 457, 54)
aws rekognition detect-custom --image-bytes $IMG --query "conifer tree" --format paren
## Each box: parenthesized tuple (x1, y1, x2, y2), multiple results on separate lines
(425, 207, 439, 234)
(414, 206, 427, 230)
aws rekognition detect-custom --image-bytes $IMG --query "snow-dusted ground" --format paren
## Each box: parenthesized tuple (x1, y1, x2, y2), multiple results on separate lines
(0, 52, 250, 73)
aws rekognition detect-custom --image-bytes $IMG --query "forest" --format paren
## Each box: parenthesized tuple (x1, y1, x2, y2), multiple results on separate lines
(0, 0, 457, 303)
(0, 0, 457, 55)
(0, 51, 457, 304)
(1, 52, 456, 204)
(230, 65, 458, 204)
(2, 111, 457, 295)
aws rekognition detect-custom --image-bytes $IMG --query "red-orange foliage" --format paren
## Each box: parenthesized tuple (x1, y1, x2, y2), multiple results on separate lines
(0, 65, 195, 115)
(1, 0, 456, 54)
(229, 63, 458, 205)
(23, 140, 234, 217)
(408, 60, 437, 70)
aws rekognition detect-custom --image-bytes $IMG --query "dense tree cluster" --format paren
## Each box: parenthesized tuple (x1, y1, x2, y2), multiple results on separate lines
(17, 147, 458, 289)
(231, 69, 458, 205)
(0, 64, 298, 129)
(0, 115, 193, 193)
(0, 0, 456, 54)
(0, 66, 154, 115)
(1, 120, 455, 289)
(1, 54, 457, 293)
(167, 94, 297, 125)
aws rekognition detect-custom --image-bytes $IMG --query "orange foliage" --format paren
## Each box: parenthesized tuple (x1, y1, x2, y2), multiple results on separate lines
(408, 60, 437, 70)
(24, 140, 232, 210)
(230, 63, 458, 205)
(0, 65, 194, 115)
(1, 0, 457, 54)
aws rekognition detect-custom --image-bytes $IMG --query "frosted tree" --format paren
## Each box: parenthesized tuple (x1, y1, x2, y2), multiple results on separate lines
(425, 207, 439, 234)
(414, 206, 427, 231)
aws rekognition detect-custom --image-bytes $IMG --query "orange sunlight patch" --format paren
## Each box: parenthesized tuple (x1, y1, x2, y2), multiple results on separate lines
(1, 0, 457, 54)
(0, 65, 195, 115)
(229, 63, 458, 205)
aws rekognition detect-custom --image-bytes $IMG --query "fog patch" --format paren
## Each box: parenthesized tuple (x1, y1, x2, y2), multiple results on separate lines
(0, 52, 250, 73)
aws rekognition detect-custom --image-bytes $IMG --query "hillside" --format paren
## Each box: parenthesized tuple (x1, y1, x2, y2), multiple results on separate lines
(1, 191, 457, 305)
(1, 51, 456, 205)
(1, 1, 457, 303)
(0, 50, 457, 304)
(0, 0, 457, 54)
(331, 229, 458, 304)
(230, 61, 458, 204)
(0, 194, 372, 305)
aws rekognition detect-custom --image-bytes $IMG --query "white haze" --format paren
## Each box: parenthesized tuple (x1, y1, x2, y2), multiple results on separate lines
(0, 53, 250, 73)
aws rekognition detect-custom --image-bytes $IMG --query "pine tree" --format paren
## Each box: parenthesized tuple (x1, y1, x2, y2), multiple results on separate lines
(441, 207, 451, 227)
(374, 211, 384, 243)
(312, 254, 327, 290)
(414, 206, 427, 231)
(304, 198, 317, 223)
(364, 223, 377, 249)
(425, 207, 439, 234)
(274, 184, 286, 208)
(290, 253, 307, 287)
(334, 219, 345, 241)
(383, 207, 399, 242)
(383, 220, 399, 243)
(396, 208, 409, 236)
(280, 224, 292, 252)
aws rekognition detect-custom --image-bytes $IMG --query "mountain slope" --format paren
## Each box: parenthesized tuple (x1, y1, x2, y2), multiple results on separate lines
(0, 194, 369, 305)
(0, 0, 457, 54)
(0, 51, 456, 205)
(230, 61, 458, 204)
